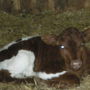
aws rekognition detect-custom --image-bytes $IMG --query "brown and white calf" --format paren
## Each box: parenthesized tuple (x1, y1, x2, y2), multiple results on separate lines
(0, 27, 88, 88)
(0, 35, 67, 82)
(38, 27, 89, 87)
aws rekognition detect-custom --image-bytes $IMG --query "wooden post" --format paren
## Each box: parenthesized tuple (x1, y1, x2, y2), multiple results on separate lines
(85, 0, 90, 8)
(48, 0, 55, 11)
(12, 0, 21, 12)
(29, 0, 37, 12)
(0, 0, 3, 9)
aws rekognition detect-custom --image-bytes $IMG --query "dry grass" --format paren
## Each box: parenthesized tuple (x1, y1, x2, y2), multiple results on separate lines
(0, 76, 90, 90)
(0, 9, 90, 90)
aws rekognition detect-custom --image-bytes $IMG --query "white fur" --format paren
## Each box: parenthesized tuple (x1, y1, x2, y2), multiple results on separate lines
(21, 35, 39, 41)
(0, 50, 36, 78)
(0, 50, 67, 80)
(21, 36, 32, 41)
(37, 71, 67, 80)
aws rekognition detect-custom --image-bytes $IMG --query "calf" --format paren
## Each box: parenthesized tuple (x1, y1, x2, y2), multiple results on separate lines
(0, 36, 67, 81)
(0, 27, 87, 88)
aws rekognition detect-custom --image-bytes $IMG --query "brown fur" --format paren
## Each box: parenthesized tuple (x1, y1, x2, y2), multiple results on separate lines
(41, 34, 58, 46)
(86, 49, 90, 74)
(83, 28, 90, 42)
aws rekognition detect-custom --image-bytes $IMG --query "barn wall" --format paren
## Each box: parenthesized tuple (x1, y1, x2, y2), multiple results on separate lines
(0, 0, 90, 13)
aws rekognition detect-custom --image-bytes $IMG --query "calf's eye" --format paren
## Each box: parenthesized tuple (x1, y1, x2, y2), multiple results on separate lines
(59, 45, 65, 49)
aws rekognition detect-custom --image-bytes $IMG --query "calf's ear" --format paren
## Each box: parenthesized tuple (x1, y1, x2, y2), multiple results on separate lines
(83, 28, 90, 42)
(41, 34, 58, 45)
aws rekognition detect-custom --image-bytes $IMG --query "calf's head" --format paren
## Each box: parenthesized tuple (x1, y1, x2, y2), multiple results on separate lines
(42, 27, 87, 72)
(57, 27, 87, 72)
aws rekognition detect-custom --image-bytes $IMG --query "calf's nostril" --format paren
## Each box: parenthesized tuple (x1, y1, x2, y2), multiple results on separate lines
(70, 60, 82, 70)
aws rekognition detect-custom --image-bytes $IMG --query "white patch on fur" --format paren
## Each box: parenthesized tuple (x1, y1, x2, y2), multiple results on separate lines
(37, 71, 67, 80)
(0, 49, 67, 80)
(21, 35, 39, 41)
(0, 50, 36, 78)
(21, 36, 32, 41)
